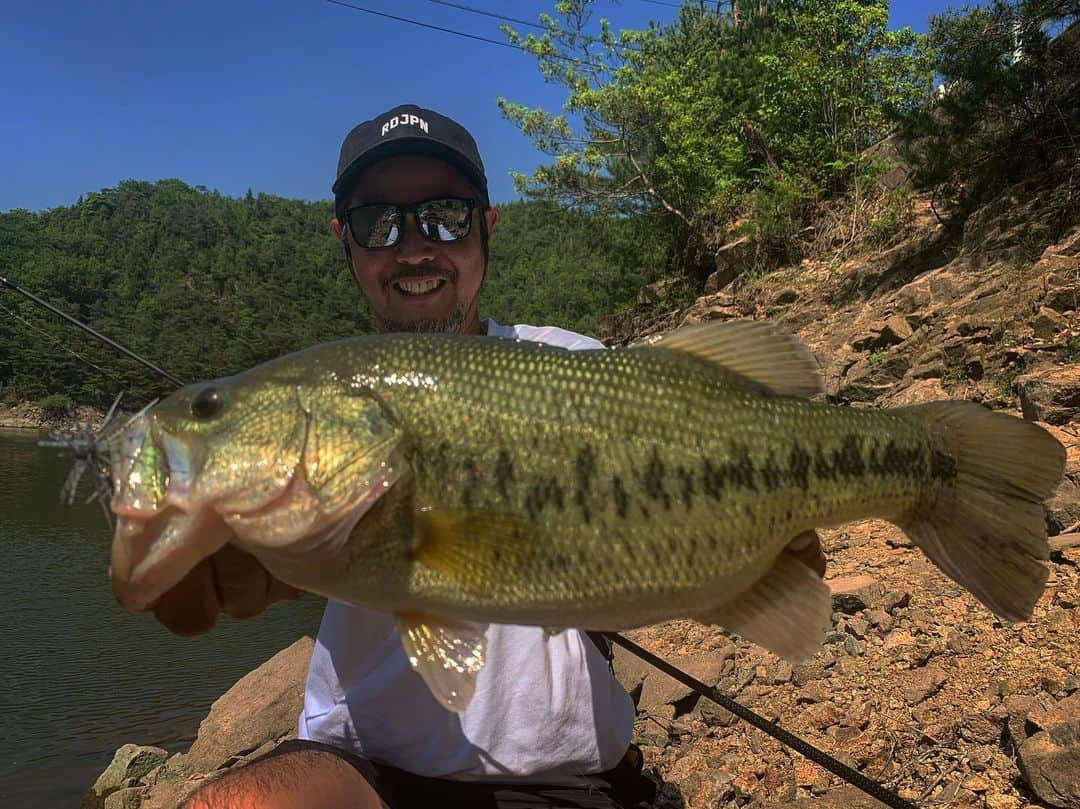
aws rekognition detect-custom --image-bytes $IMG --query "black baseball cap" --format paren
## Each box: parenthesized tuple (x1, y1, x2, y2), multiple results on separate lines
(333, 104, 489, 215)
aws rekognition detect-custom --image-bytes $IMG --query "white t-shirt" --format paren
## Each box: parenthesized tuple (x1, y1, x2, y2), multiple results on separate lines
(298, 319, 636, 783)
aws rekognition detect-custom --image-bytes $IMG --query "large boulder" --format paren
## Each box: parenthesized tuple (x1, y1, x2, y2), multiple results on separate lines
(82, 744, 167, 809)
(93, 636, 317, 809)
(850, 314, 914, 351)
(1028, 693, 1080, 734)
(1039, 422, 1080, 532)
(1032, 306, 1067, 339)
(1018, 721, 1080, 808)
(102, 787, 148, 809)
(618, 647, 731, 714)
(879, 378, 950, 407)
(1042, 271, 1079, 313)
(1017, 693, 1080, 808)
(182, 635, 314, 774)
(1017, 367, 1080, 425)
(827, 576, 883, 615)
(837, 352, 910, 403)
(706, 235, 753, 293)
(612, 641, 652, 705)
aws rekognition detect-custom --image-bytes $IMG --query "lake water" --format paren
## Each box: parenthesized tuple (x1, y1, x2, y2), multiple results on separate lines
(0, 429, 327, 808)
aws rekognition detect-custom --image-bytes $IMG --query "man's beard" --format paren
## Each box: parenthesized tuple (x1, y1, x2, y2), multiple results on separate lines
(375, 303, 470, 335)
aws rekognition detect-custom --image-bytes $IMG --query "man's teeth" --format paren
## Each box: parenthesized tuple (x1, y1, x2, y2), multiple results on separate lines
(395, 279, 444, 295)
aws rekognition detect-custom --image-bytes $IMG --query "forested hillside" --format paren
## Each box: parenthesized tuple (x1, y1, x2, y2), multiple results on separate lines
(0, 184, 668, 408)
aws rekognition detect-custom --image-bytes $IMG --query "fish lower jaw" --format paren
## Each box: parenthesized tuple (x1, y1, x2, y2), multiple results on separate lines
(115, 515, 149, 539)
(111, 504, 236, 612)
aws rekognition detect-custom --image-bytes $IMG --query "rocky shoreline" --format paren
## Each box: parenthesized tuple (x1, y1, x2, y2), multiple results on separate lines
(0, 402, 105, 432)
(82, 637, 315, 809)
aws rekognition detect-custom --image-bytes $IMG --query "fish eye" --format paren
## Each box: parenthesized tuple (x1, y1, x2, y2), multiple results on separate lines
(190, 387, 223, 420)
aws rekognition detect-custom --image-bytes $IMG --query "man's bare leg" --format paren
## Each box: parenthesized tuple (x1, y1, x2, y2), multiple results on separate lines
(179, 749, 384, 809)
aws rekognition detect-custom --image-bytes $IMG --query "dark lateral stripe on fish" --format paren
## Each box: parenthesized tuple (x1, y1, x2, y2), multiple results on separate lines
(460, 453, 481, 510)
(623, 435, 951, 521)
(419, 434, 954, 523)
(574, 445, 596, 524)
(867, 439, 924, 477)
(812, 434, 865, 480)
(494, 449, 515, 502)
(642, 448, 672, 510)
(612, 475, 630, 519)
(930, 448, 958, 481)
(524, 476, 565, 521)
(677, 465, 695, 509)
(701, 445, 758, 501)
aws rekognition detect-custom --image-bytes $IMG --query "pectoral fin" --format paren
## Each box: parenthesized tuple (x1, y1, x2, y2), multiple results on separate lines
(396, 613, 488, 712)
(413, 509, 540, 592)
(695, 551, 831, 661)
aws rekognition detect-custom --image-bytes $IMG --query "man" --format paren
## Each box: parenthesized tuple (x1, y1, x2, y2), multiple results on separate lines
(167, 104, 650, 809)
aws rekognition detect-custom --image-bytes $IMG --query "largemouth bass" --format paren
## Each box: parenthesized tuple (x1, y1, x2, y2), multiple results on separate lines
(108, 321, 1065, 710)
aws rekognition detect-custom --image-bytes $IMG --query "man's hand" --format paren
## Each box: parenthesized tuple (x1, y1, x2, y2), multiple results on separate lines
(149, 545, 303, 636)
(787, 530, 826, 578)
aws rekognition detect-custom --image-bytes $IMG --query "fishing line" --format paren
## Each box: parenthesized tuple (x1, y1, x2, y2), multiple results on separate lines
(0, 301, 121, 380)
(3, 272, 916, 809)
(0, 274, 185, 387)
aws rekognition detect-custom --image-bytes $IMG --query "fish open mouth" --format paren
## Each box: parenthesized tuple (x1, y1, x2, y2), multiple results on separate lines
(108, 402, 403, 613)
(110, 462, 399, 612)
(109, 469, 316, 612)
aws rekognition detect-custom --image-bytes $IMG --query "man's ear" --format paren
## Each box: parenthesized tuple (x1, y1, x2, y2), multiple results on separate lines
(331, 218, 354, 269)
(484, 206, 499, 235)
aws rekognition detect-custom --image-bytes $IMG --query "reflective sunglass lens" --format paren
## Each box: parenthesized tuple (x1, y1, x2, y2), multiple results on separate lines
(347, 198, 473, 247)
(353, 206, 399, 248)
(417, 199, 471, 242)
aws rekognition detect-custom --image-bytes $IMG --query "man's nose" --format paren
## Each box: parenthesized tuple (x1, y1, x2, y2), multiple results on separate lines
(393, 213, 436, 263)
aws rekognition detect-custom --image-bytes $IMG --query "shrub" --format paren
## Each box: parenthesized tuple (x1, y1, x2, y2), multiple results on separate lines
(36, 393, 74, 419)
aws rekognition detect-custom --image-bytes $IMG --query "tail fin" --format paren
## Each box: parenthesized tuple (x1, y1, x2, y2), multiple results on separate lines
(903, 401, 1065, 622)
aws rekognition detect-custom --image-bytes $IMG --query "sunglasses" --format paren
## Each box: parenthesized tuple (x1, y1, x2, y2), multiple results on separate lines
(344, 197, 477, 249)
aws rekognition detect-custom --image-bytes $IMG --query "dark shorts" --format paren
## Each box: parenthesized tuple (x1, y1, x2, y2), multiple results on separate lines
(254, 739, 656, 809)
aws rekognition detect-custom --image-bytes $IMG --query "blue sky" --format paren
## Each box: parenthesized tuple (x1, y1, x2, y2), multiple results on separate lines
(1, 0, 951, 213)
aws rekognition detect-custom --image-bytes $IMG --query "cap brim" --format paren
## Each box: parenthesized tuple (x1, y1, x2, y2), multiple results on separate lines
(333, 138, 488, 202)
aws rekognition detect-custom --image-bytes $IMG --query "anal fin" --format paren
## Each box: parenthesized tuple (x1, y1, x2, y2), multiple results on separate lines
(695, 552, 831, 661)
(396, 613, 488, 712)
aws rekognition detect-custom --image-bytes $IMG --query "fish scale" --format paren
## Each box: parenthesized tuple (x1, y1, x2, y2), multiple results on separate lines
(340, 335, 942, 625)
(107, 321, 1065, 711)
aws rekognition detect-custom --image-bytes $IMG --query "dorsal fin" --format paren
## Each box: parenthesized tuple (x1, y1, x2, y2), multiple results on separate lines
(634, 321, 824, 399)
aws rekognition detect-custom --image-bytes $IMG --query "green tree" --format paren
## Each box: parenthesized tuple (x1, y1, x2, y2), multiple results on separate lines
(500, 0, 930, 275)
(898, 0, 1079, 211)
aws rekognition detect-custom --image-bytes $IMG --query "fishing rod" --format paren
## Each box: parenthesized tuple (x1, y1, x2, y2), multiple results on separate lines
(607, 633, 916, 809)
(0, 274, 185, 387)
(3, 273, 915, 809)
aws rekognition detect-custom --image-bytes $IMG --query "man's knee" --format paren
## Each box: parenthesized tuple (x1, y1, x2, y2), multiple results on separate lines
(179, 748, 382, 809)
